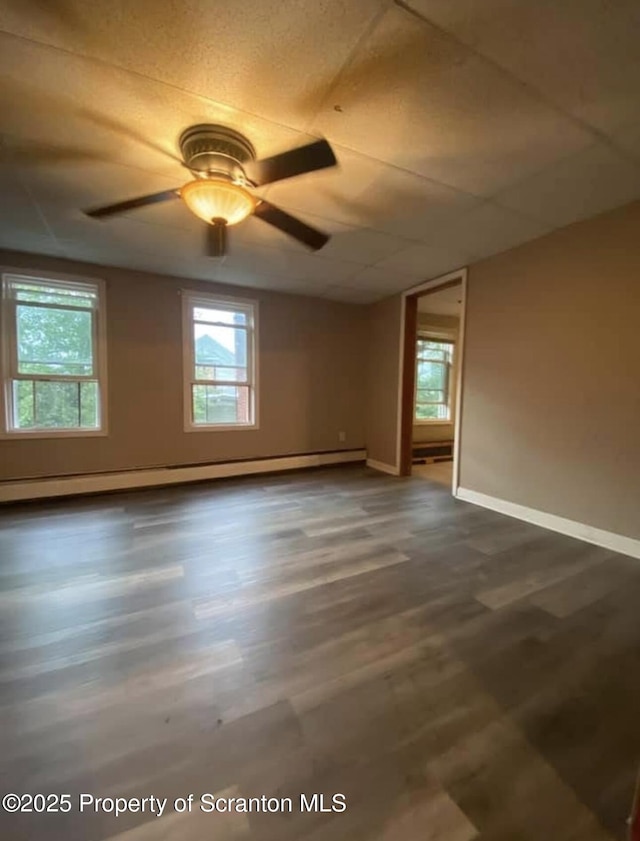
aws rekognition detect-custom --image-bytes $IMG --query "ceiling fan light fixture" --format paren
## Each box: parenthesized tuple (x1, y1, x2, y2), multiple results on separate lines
(181, 179, 255, 226)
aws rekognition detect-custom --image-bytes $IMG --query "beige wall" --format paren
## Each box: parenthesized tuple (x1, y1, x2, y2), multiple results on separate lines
(413, 312, 460, 445)
(0, 250, 366, 481)
(460, 200, 640, 540)
(4, 197, 640, 542)
(366, 294, 402, 468)
(363, 199, 640, 541)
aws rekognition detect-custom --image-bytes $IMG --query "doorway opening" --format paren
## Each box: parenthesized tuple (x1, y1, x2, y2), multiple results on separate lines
(396, 269, 467, 493)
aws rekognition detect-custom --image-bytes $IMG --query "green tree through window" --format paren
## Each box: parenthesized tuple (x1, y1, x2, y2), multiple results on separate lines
(415, 338, 454, 421)
(2, 275, 103, 432)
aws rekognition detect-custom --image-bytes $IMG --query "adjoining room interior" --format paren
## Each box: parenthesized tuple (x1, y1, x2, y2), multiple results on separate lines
(1, 2, 640, 840)
(411, 281, 463, 487)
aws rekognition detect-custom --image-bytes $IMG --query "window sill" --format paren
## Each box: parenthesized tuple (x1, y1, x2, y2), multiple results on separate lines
(413, 420, 453, 426)
(185, 423, 259, 433)
(0, 428, 107, 440)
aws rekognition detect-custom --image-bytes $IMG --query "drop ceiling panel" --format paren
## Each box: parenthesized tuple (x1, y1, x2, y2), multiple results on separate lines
(0, 0, 389, 131)
(239, 207, 413, 265)
(0, 229, 61, 256)
(12, 157, 182, 211)
(316, 225, 410, 264)
(410, 0, 640, 136)
(207, 242, 362, 285)
(312, 5, 595, 195)
(374, 242, 469, 280)
(56, 247, 236, 287)
(494, 142, 640, 229)
(0, 166, 47, 232)
(420, 202, 552, 261)
(203, 263, 331, 298)
(43, 206, 205, 259)
(346, 265, 423, 291)
(322, 285, 384, 304)
(608, 121, 640, 167)
(266, 146, 482, 240)
(0, 35, 312, 178)
(0, 1, 639, 302)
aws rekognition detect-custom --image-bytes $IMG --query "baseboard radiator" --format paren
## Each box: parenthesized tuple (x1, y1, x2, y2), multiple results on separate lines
(0, 449, 367, 503)
(412, 440, 453, 464)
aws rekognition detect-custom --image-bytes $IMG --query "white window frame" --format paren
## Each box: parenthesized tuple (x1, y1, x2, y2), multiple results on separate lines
(0, 269, 108, 439)
(414, 333, 454, 424)
(182, 290, 258, 432)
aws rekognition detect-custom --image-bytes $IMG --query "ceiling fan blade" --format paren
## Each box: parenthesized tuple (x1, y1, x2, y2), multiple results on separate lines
(84, 189, 181, 219)
(248, 139, 337, 186)
(206, 220, 227, 258)
(253, 200, 330, 251)
(1, 140, 112, 167)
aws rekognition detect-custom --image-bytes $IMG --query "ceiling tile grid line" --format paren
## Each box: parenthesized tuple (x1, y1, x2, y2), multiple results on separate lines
(1, 2, 640, 302)
(300, 0, 394, 136)
(3, 13, 632, 220)
(392, 0, 640, 169)
(5, 5, 634, 201)
(2, 0, 629, 164)
(0, 29, 315, 145)
(0, 25, 506, 206)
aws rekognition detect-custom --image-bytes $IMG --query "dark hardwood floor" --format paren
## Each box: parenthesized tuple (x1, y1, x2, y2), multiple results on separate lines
(0, 466, 638, 840)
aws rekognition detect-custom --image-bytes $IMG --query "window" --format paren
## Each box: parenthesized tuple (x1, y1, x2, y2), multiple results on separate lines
(1, 272, 106, 436)
(183, 291, 257, 429)
(415, 336, 454, 422)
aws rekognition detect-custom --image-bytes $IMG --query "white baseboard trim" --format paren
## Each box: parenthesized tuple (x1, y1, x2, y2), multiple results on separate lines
(366, 458, 400, 476)
(456, 486, 640, 560)
(0, 449, 367, 503)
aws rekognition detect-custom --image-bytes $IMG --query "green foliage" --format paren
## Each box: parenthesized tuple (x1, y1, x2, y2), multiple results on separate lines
(13, 303, 98, 429)
(17, 305, 93, 375)
(415, 339, 453, 422)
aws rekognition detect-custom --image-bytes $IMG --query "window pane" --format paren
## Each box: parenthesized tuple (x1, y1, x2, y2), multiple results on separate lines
(415, 404, 449, 421)
(418, 347, 446, 362)
(193, 323, 247, 382)
(194, 364, 248, 382)
(80, 381, 99, 427)
(417, 339, 453, 362)
(192, 385, 251, 425)
(13, 380, 34, 428)
(13, 282, 97, 309)
(417, 389, 444, 403)
(193, 306, 247, 326)
(17, 304, 93, 376)
(12, 380, 99, 429)
(414, 338, 453, 422)
(417, 360, 445, 390)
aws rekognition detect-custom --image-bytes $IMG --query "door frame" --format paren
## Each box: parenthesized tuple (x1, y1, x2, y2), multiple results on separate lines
(395, 267, 468, 494)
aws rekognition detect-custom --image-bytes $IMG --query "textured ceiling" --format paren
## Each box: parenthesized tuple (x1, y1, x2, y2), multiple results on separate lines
(1, 0, 640, 303)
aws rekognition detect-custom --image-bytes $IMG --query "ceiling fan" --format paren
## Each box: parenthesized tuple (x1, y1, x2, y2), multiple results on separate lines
(83, 124, 337, 256)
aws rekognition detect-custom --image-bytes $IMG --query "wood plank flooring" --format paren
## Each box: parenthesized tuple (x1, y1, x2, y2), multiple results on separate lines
(413, 461, 454, 487)
(0, 466, 638, 841)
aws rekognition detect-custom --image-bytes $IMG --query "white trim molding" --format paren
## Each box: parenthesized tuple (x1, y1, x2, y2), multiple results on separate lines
(181, 288, 259, 432)
(366, 458, 400, 476)
(0, 268, 108, 439)
(456, 487, 640, 561)
(0, 449, 367, 503)
(395, 267, 468, 494)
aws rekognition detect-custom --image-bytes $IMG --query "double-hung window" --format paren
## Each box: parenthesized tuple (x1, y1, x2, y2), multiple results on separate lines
(415, 336, 454, 422)
(1, 272, 106, 436)
(183, 291, 257, 429)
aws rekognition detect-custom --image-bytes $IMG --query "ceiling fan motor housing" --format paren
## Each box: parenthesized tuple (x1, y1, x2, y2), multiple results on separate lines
(85, 126, 334, 253)
(179, 124, 256, 182)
